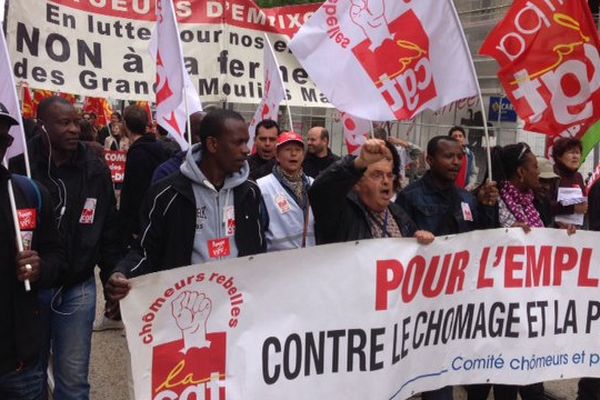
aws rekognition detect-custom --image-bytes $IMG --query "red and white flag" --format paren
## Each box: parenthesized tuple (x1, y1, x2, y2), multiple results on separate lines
(150, 0, 202, 151)
(341, 112, 370, 155)
(480, 0, 600, 150)
(248, 34, 288, 150)
(0, 28, 28, 163)
(289, 0, 478, 121)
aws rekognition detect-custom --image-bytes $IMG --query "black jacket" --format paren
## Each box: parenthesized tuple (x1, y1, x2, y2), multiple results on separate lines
(119, 135, 168, 244)
(114, 172, 267, 277)
(308, 156, 417, 245)
(248, 154, 276, 181)
(0, 168, 65, 373)
(11, 136, 122, 286)
(589, 180, 600, 231)
(303, 149, 341, 178)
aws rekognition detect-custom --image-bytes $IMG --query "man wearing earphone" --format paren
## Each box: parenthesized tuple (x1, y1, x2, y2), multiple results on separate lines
(0, 102, 66, 400)
(11, 96, 123, 400)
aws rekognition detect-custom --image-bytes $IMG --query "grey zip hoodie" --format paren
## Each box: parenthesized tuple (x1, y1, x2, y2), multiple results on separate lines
(180, 144, 250, 264)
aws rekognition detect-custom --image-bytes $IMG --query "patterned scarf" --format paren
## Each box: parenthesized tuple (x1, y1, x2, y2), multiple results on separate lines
(275, 165, 306, 208)
(500, 181, 544, 228)
(367, 209, 402, 238)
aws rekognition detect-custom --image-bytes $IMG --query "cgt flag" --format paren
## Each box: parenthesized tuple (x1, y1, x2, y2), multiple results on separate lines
(341, 112, 370, 156)
(150, 0, 202, 151)
(247, 34, 288, 150)
(289, 0, 479, 121)
(480, 0, 600, 158)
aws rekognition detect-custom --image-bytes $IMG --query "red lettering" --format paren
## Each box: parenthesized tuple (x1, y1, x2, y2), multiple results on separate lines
(423, 255, 450, 298)
(526, 246, 551, 287)
(446, 251, 469, 294)
(402, 256, 426, 303)
(375, 260, 403, 311)
(578, 248, 598, 287)
(477, 247, 494, 289)
(553, 246, 578, 285)
(505, 246, 525, 288)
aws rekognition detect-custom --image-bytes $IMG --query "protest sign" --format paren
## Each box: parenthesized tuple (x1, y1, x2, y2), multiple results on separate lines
(121, 228, 600, 400)
(104, 150, 126, 184)
(5, 0, 324, 107)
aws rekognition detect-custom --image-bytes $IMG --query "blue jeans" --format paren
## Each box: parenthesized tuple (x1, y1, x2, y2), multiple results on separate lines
(0, 360, 44, 400)
(39, 277, 96, 400)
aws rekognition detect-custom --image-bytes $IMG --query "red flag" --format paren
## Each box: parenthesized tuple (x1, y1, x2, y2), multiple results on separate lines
(83, 97, 113, 127)
(480, 0, 600, 138)
(22, 86, 34, 119)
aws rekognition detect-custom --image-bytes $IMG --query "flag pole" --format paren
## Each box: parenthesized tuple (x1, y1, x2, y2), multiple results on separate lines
(264, 33, 294, 131)
(370, 120, 375, 139)
(3, 157, 31, 291)
(183, 86, 192, 146)
(448, 0, 493, 182)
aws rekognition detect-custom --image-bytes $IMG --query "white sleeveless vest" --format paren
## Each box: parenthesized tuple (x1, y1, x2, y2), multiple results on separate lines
(257, 173, 316, 252)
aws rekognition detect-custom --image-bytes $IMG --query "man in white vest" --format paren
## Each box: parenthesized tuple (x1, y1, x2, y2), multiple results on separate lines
(257, 131, 315, 252)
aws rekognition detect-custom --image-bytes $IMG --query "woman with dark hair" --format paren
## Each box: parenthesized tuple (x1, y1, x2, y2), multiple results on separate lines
(466, 143, 546, 400)
(449, 126, 478, 191)
(551, 137, 587, 224)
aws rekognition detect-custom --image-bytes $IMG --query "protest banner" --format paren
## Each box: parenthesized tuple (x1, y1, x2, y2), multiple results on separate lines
(480, 0, 600, 159)
(121, 228, 600, 400)
(5, 0, 324, 107)
(104, 150, 127, 184)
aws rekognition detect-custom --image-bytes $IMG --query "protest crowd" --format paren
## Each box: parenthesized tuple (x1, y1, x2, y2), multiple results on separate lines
(2, 0, 600, 399)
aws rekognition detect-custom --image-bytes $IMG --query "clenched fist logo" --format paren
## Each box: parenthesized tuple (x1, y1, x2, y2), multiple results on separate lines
(171, 291, 213, 353)
(350, 0, 392, 51)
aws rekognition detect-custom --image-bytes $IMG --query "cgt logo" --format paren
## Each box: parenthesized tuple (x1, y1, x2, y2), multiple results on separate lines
(152, 291, 226, 400)
(351, 4, 436, 120)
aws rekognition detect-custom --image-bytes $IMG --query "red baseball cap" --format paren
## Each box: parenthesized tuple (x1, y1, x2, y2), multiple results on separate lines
(276, 131, 304, 147)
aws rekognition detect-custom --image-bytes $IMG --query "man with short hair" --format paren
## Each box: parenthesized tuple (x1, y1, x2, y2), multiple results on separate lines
(303, 126, 340, 178)
(395, 135, 498, 400)
(0, 104, 65, 400)
(106, 109, 267, 299)
(257, 131, 315, 251)
(118, 105, 168, 247)
(12, 96, 122, 400)
(248, 119, 280, 180)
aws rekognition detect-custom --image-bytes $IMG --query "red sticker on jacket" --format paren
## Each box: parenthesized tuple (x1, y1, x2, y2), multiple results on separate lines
(208, 238, 231, 259)
(17, 209, 37, 230)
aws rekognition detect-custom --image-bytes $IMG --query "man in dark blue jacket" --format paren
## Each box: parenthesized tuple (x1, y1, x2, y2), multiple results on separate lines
(395, 135, 498, 400)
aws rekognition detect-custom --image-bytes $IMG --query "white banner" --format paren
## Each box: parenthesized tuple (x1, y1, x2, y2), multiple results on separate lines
(6, 0, 328, 107)
(122, 228, 600, 400)
(289, 0, 479, 121)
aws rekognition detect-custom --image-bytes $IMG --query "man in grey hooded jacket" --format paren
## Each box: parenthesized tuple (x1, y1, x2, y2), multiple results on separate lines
(106, 109, 267, 300)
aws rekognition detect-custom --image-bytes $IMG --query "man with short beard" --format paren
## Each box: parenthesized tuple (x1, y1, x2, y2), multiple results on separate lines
(248, 119, 280, 180)
(303, 126, 340, 178)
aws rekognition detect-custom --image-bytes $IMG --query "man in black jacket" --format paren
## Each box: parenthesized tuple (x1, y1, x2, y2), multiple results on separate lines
(0, 107, 65, 399)
(12, 97, 122, 400)
(107, 109, 267, 300)
(303, 126, 340, 178)
(119, 105, 168, 247)
(248, 119, 280, 181)
(309, 138, 433, 245)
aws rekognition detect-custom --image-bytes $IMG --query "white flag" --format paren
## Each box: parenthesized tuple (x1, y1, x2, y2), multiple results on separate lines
(341, 112, 370, 156)
(0, 29, 27, 162)
(289, 0, 478, 121)
(248, 34, 287, 150)
(150, 0, 202, 151)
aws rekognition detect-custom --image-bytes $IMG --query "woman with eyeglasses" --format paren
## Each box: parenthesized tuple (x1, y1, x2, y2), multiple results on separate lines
(466, 143, 546, 400)
(551, 137, 587, 225)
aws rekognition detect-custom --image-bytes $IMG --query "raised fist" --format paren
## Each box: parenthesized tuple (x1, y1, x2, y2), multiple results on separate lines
(172, 291, 212, 353)
(355, 138, 390, 170)
(350, 0, 392, 51)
